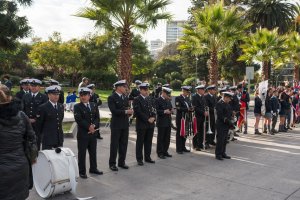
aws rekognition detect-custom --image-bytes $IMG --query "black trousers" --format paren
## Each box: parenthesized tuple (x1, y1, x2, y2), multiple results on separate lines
(176, 121, 186, 152)
(77, 135, 97, 174)
(109, 128, 129, 166)
(157, 126, 171, 156)
(136, 128, 154, 161)
(215, 125, 229, 157)
(193, 117, 205, 148)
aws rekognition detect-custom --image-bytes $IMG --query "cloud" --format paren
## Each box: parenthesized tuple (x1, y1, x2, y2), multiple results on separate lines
(18, 0, 192, 42)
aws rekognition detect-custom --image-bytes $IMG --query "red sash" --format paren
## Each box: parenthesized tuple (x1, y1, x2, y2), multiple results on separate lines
(180, 117, 186, 137)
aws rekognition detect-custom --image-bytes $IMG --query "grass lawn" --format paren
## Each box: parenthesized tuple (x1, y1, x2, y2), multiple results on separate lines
(62, 122, 74, 133)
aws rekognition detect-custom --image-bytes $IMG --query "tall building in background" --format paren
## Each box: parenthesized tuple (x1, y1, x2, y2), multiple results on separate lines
(150, 39, 165, 59)
(166, 20, 186, 44)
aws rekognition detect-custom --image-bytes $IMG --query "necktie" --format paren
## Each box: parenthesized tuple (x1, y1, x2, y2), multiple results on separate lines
(54, 104, 57, 110)
(32, 95, 35, 101)
(87, 103, 91, 111)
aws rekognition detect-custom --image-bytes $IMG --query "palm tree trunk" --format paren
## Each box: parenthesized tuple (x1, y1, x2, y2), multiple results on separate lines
(208, 50, 219, 85)
(294, 64, 299, 83)
(118, 26, 132, 84)
(262, 60, 269, 80)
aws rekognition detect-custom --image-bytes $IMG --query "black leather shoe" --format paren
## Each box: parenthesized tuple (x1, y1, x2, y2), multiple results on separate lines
(137, 160, 144, 166)
(164, 153, 172, 157)
(210, 141, 216, 146)
(222, 155, 231, 159)
(215, 156, 223, 160)
(79, 174, 88, 179)
(158, 154, 166, 159)
(145, 158, 155, 163)
(110, 165, 118, 171)
(89, 169, 103, 175)
(183, 148, 190, 153)
(177, 151, 183, 154)
(118, 164, 129, 169)
(97, 136, 103, 139)
(195, 147, 201, 151)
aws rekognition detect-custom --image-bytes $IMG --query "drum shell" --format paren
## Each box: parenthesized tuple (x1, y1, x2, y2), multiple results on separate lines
(32, 148, 79, 198)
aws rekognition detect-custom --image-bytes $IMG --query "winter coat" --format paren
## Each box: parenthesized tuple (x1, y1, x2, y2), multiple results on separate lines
(0, 100, 37, 200)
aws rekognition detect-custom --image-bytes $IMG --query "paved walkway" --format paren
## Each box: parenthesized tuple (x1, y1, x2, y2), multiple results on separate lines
(28, 110, 300, 200)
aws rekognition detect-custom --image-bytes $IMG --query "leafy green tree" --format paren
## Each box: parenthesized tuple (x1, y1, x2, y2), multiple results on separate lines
(247, 0, 297, 34)
(76, 0, 171, 83)
(153, 55, 181, 79)
(239, 28, 286, 80)
(0, 0, 32, 50)
(283, 31, 300, 82)
(29, 33, 84, 80)
(181, 3, 251, 84)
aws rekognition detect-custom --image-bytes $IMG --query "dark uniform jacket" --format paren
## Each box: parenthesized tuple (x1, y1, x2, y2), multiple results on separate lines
(216, 99, 232, 130)
(271, 96, 279, 113)
(156, 96, 173, 128)
(129, 88, 140, 100)
(58, 90, 64, 104)
(133, 95, 156, 129)
(36, 101, 64, 146)
(204, 93, 217, 116)
(22, 92, 48, 119)
(16, 90, 30, 100)
(254, 96, 262, 114)
(74, 102, 100, 139)
(265, 96, 272, 113)
(240, 91, 250, 110)
(230, 94, 240, 112)
(89, 93, 102, 107)
(192, 93, 207, 118)
(175, 95, 192, 122)
(108, 92, 130, 129)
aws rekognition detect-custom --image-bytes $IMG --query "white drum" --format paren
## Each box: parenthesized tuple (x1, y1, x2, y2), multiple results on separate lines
(32, 148, 79, 199)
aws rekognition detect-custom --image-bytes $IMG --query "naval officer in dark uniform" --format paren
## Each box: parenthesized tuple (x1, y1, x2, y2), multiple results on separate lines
(48, 79, 64, 105)
(215, 92, 234, 160)
(156, 87, 173, 159)
(22, 79, 48, 150)
(133, 83, 156, 165)
(108, 80, 133, 171)
(192, 85, 208, 150)
(129, 80, 142, 100)
(37, 85, 64, 150)
(74, 87, 102, 179)
(15, 79, 30, 100)
(204, 85, 217, 146)
(87, 83, 103, 139)
(175, 86, 194, 154)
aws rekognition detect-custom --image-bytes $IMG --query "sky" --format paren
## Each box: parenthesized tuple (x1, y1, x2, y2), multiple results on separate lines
(19, 0, 192, 44)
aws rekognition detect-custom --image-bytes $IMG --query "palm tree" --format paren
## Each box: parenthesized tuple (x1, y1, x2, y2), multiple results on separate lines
(239, 28, 286, 80)
(247, 0, 297, 34)
(283, 31, 300, 82)
(76, 0, 171, 83)
(181, 3, 251, 85)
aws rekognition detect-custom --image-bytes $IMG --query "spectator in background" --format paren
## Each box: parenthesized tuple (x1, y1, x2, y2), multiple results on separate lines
(16, 79, 30, 100)
(66, 92, 72, 111)
(0, 84, 38, 199)
(69, 91, 79, 112)
(254, 90, 262, 135)
(78, 77, 89, 89)
(3, 75, 12, 90)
